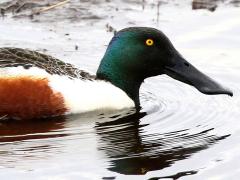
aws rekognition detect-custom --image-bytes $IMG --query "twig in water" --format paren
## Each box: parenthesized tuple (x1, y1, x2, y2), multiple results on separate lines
(0, 115, 7, 121)
(32, 0, 70, 15)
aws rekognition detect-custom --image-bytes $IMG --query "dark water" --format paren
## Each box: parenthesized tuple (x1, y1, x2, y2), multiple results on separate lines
(0, 0, 239, 179)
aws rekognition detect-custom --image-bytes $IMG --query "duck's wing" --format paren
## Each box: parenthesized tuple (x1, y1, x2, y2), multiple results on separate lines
(0, 47, 95, 80)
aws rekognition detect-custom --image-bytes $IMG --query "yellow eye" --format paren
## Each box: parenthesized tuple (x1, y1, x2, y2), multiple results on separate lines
(145, 39, 154, 46)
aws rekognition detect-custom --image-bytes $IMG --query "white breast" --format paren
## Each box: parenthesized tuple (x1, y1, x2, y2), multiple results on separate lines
(0, 66, 135, 114)
(49, 76, 135, 114)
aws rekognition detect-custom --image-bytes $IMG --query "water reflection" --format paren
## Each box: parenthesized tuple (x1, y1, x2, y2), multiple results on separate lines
(0, 116, 68, 168)
(0, 110, 231, 177)
(0, 116, 66, 142)
(96, 112, 230, 175)
(148, 170, 198, 180)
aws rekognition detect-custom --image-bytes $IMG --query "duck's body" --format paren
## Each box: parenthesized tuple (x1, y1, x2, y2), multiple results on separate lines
(0, 48, 134, 119)
(0, 27, 232, 120)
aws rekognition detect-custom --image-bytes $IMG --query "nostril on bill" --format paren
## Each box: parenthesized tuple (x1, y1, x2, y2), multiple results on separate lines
(184, 62, 190, 67)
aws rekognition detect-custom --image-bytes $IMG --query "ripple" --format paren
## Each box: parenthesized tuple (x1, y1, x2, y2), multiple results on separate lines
(95, 110, 230, 175)
(92, 68, 238, 175)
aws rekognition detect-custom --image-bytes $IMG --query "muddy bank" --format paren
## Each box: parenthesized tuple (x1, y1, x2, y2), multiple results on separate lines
(0, 0, 239, 22)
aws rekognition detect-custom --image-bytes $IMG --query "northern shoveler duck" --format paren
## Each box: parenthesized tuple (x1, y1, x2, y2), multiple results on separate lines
(0, 27, 233, 120)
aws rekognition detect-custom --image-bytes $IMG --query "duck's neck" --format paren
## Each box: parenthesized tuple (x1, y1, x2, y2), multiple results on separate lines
(96, 59, 143, 107)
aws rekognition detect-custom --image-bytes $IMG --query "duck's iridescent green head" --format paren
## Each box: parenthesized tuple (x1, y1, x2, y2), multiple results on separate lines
(97, 27, 233, 106)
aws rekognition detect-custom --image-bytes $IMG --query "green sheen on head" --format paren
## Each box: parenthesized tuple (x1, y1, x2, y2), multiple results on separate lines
(97, 27, 233, 107)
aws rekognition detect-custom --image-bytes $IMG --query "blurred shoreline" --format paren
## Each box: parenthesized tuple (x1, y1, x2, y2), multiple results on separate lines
(0, 0, 239, 23)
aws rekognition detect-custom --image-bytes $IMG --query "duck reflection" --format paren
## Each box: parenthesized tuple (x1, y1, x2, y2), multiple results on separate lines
(0, 116, 66, 142)
(0, 111, 230, 176)
(95, 112, 230, 175)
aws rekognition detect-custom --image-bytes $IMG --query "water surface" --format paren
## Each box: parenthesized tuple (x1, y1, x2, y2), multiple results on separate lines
(0, 0, 239, 179)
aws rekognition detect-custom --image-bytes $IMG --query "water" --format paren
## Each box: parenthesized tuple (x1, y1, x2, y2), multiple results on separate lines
(0, 0, 239, 179)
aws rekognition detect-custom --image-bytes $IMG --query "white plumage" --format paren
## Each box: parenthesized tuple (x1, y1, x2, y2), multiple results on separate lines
(0, 66, 134, 114)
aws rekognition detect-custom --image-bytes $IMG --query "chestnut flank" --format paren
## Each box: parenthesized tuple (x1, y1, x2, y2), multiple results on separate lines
(0, 77, 67, 120)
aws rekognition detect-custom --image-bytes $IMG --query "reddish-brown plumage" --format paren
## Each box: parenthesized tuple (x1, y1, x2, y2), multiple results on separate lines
(0, 76, 67, 120)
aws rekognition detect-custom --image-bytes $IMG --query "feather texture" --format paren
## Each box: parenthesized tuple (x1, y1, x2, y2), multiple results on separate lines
(0, 48, 134, 119)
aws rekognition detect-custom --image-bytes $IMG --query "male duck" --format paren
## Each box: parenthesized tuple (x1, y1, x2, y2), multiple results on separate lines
(0, 27, 232, 120)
